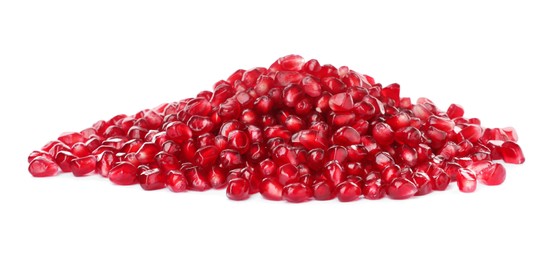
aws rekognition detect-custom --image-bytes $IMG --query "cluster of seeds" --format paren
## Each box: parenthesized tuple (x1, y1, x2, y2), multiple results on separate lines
(28, 55, 525, 202)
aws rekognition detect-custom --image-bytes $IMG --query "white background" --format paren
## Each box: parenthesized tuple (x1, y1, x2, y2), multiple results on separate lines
(1, 1, 550, 259)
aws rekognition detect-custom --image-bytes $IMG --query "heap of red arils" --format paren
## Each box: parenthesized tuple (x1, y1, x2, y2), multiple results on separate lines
(28, 55, 525, 202)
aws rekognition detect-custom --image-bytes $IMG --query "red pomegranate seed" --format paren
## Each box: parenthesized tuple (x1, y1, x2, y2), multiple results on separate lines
(58, 132, 85, 146)
(54, 151, 76, 172)
(363, 179, 385, 200)
(28, 156, 59, 177)
(259, 178, 284, 201)
(165, 170, 187, 192)
(428, 167, 451, 191)
(410, 171, 432, 196)
(332, 126, 360, 146)
(277, 163, 299, 185)
(108, 162, 138, 185)
(381, 164, 401, 184)
(183, 166, 210, 191)
(138, 168, 166, 191)
(184, 98, 212, 116)
(206, 166, 227, 189)
(70, 142, 91, 157)
(336, 180, 362, 202)
(283, 182, 312, 203)
(312, 179, 335, 200)
(70, 155, 97, 177)
(194, 145, 219, 167)
(28, 150, 53, 163)
(373, 151, 395, 171)
(372, 122, 394, 146)
(282, 84, 305, 107)
(457, 168, 477, 193)
(28, 54, 524, 202)
(386, 177, 418, 200)
(323, 160, 345, 185)
(96, 151, 116, 177)
(500, 141, 525, 164)
(226, 177, 250, 201)
(155, 152, 179, 172)
(328, 92, 354, 112)
(135, 142, 159, 164)
(165, 122, 193, 143)
(480, 163, 507, 186)
(227, 130, 250, 154)
(446, 104, 464, 119)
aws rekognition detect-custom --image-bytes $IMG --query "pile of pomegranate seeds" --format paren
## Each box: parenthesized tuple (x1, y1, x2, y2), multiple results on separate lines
(27, 55, 525, 202)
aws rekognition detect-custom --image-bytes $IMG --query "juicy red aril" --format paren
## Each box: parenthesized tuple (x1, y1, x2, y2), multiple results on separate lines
(138, 168, 166, 191)
(283, 182, 312, 203)
(456, 168, 477, 193)
(363, 179, 385, 200)
(480, 163, 506, 186)
(336, 180, 362, 202)
(226, 177, 250, 201)
(108, 162, 138, 185)
(29, 156, 59, 177)
(500, 141, 525, 164)
(29, 54, 524, 202)
(386, 177, 418, 200)
(70, 155, 97, 177)
(259, 178, 284, 201)
(183, 166, 210, 191)
(313, 179, 335, 200)
(165, 170, 187, 192)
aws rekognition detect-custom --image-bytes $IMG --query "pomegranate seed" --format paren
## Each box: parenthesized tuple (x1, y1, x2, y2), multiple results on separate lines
(446, 104, 464, 119)
(277, 163, 299, 185)
(363, 179, 385, 200)
(259, 178, 284, 201)
(332, 126, 360, 146)
(456, 168, 477, 193)
(312, 179, 335, 200)
(96, 151, 117, 177)
(283, 182, 312, 203)
(194, 145, 219, 167)
(291, 130, 327, 150)
(386, 177, 418, 200)
(381, 164, 401, 184)
(459, 124, 483, 143)
(184, 98, 212, 116)
(28, 150, 53, 163)
(480, 163, 507, 186)
(166, 170, 187, 192)
(372, 122, 394, 146)
(70, 155, 97, 177)
(183, 166, 210, 191)
(108, 162, 138, 185)
(28, 55, 524, 201)
(227, 130, 250, 154)
(410, 171, 432, 196)
(373, 151, 395, 171)
(28, 157, 59, 177)
(70, 142, 91, 157)
(135, 142, 159, 164)
(336, 180, 362, 202)
(55, 151, 77, 172)
(328, 92, 354, 112)
(428, 167, 451, 191)
(277, 54, 305, 71)
(500, 141, 525, 164)
(226, 177, 250, 201)
(138, 168, 166, 191)
(58, 132, 85, 146)
(155, 152, 179, 172)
